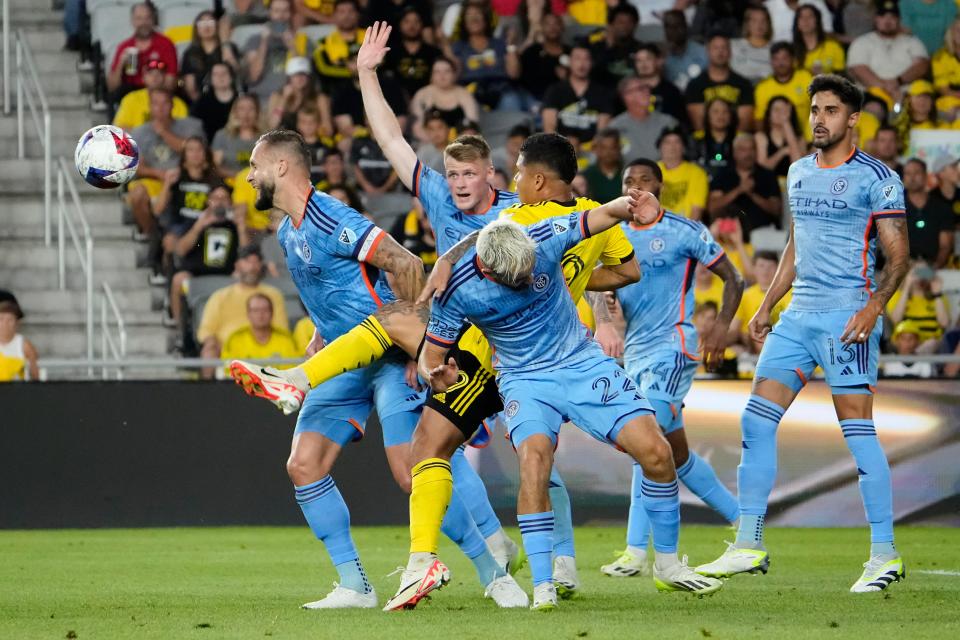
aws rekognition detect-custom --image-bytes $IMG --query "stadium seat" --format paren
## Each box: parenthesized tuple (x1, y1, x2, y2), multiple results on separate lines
(90, 1, 137, 59)
(478, 110, 534, 149)
(750, 227, 788, 253)
(298, 24, 336, 49)
(230, 23, 264, 49)
(160, 5, 213, 32)
(362, 192, 412, 228)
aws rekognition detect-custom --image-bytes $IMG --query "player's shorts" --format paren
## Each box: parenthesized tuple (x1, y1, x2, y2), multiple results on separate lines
(499, 351, 654, 448)
(295, 353, 426, 447)
(755, 308, 882, 394)
(625, 348, 697, 434)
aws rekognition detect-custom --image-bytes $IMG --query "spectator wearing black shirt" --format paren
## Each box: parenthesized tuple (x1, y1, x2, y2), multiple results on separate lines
(365, 0, 435, 46)
(685, 33, 756, 134)
(903, 158, 955, 268)
(382, 7, 441, 98)
(190, 62, 238, 144)
(708, 133, 782, 238)
(755, 96, 805, 180)
(633, 42, 688, 130)
(332, 62, 407, 140)
(180, 10, 241, 102)
(518, 12, 569, 104)
(296, 105, 336, 184)
(351, 124, 398, 194)
(696, 97, 738, 181)
(314, 149, 354, 192)
(390, 197, 437, 269)
(932, 153, 960, 221)
(589, 3, 641, 89)
(542, 44, 614, 144)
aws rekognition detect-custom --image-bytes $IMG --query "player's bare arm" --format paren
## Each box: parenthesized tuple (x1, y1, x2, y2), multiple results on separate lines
(372, 300, 431, 357)
(416, 231, 480, 303)
(702, 256, 744, 370)
(367, 232, 426, 302)
(584, 260, 641, 291)
(750, 222, 797, 343)
(584, 189, 659, 235)
(417, 340, 459, 391)
(588, 290, 624, 359)
(841, 215, 909, 344)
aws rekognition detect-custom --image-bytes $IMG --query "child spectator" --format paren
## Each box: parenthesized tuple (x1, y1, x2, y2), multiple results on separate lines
(417, 110, 452, 174)
(0, 300, 38, 382)
(733, 251, 792, 355)
(887, 262, 951, 353)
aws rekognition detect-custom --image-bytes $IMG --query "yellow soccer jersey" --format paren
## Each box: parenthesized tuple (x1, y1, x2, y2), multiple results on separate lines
(754, 69, 814, 138)
(657, 162, 708, 219)
(220, 326, 299, 373)
(802, 39, 845, 76)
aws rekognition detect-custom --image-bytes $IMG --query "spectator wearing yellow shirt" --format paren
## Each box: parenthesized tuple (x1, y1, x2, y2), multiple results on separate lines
(733, 251, 792, 354)
(932, 17, 960, 120)
(221, 293, 299, 374)
(754, 42, 814, 139)
(657, 128, 708, 220)
(887, 262, 950, 353)
(313, 0, 364, 90)
(113, 60, 188, 131)
(793, 4, 845, 75)
(0, 300, 38, 382)
(294, 0, 335, 28)
(897, 80, 940, 149)
(693, 262, 723, 308)
(293, 315, 316, 353)
(231, 166, 275, 246)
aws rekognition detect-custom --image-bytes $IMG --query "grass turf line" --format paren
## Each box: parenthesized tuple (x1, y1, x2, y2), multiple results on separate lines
(1, 526, 958, 639)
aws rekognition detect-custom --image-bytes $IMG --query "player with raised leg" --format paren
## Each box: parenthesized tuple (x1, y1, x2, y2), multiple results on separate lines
(695, 74, 909, 592)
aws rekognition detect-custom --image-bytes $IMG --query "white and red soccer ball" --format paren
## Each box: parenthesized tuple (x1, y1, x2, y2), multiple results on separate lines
(74, 125, 139, 189)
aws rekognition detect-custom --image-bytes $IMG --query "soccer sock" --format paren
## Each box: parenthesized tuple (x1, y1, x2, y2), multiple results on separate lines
(451, 447, 502, 539)
(299, 315, 392, 388)
(677, 452, 740, 523)
(735, 395, 784, 548)
(518, 511, 555, 586)
(839, 419, 895, 556)
(440, 488, 506, 586)
(640, 477, 680, 558)
(549, 467, 576, 558)
(409, 458, 453, 555)
(295, 476, 371, 594)
(626, 462, 651, 550)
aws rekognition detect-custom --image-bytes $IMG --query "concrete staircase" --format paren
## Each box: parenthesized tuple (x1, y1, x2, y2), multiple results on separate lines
(0, 1, 168, 375)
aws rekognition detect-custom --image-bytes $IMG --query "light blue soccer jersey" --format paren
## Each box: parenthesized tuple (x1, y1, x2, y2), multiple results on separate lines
(617, 211, 725, 360)
(411, 160, 519, 253)
(425, 212, 601, 374)
(277, 188, 395, 342)
(787, 149, 905, 312)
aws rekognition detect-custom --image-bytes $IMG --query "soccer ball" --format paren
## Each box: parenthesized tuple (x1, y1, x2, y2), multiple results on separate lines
(74, 125, 139, 189)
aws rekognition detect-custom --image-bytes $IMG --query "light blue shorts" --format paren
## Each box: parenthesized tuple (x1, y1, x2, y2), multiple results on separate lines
(625, 348, 697, 434)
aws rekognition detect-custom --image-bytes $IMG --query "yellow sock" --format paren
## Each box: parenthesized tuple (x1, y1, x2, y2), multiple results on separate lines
(300, 315, 392, 388)
(409, 458, 453, 554)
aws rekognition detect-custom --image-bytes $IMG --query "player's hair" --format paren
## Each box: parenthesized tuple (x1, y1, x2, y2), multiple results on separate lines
(754, 250, 780, 264)
(256, 129, 312, 173)
(518, 132, 578, 184)
(508, 124, 532, 139)
(807, 74, 863, 113)
(477, 219, 537, 288)
(444, 134, 491, 163)
(625, 158, 662, 183)
(769, 40, 793, 58)
(247, 293, 274, 313)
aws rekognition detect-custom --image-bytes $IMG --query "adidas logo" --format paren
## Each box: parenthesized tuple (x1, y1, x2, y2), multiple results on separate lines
(791, 180, 801, 189)
(840, 366, 853, 376)
(649, 382, 660, 391)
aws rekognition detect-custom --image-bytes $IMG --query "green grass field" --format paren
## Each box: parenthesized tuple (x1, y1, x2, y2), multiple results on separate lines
(2, 526, 958, 639)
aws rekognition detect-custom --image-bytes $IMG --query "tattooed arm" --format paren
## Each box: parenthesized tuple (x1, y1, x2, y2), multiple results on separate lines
(589, 290, 625, 358)
(372, 300, 432, 358)
(416, 231, 480, 303)
(367, 232, 426, 302)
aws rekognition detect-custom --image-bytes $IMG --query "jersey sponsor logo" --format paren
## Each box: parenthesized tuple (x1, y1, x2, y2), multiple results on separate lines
(504, 400, 520, 418)
(339, 227, 358, 245)
(552, 219, 570, 235)
(301, 240, 312, 262)
(831, 178, 848, 194)
(649, 237, 665, 253)
(533, 273, 550, 291)
(882, 184, 897, 201)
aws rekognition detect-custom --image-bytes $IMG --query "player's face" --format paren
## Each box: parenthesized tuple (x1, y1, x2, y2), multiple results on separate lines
(622, 165, 661, 199)
(810, 91, 857, 150)
(513, 155, 543, 204)
(444, 157, 492, 211)
(247, 144, 277, 211)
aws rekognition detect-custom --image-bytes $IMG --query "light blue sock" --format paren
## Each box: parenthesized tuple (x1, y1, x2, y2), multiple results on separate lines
(518, 511, 555, 586)
(640, 477, 680, 553)
(626, 462, 650, 548)
(840, 419, 895, 556)
(736, 395, 784, 547)
(441, 487, 506, 586)
(295, 476, 370, 593)
(451, 446, 502, 539)
(549, 467, 575, 558)
(678, 452, 740, 523)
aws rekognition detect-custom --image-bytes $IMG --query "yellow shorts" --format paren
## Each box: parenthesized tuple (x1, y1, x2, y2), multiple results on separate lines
(128, 177, 163, 198)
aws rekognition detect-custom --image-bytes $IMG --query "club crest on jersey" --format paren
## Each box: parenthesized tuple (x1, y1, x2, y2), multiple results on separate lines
(552, 219, 570, 235)
(339, 227, 357, 245)
(649, 237, 665, 253)
(301, 241, 312, 262)
(505, 400, 520, 418)
(882, 184, 897, 201)
(533, 273, 550, 291)
(831, 178, 848, 194)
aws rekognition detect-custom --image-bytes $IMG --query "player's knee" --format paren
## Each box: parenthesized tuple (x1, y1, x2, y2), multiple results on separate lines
(286, 453, 331, 486)
(392, 468, 412, 494)
(517, 436, 554, 479)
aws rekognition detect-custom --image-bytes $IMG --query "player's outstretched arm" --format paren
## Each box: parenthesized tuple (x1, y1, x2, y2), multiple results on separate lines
(585, 189, 659, 237)
(373, 300, 431, 357)
(701, 256, 744, 370)
(357, 21, 418, 191)
(749, 223, 796, 343)
(418, 342, 459, 392)
(367, 232, 426, 302)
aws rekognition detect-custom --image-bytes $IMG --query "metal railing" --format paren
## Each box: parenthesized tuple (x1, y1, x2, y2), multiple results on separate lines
(100, 282, 127, 380)
(15, 27, 52, 245)
(2, 0, 10, 114)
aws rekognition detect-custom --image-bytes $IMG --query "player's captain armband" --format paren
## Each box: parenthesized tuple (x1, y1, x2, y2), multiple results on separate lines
(350, 226, 385, 262)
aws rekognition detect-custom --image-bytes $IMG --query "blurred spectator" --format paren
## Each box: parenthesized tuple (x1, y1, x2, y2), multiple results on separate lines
(0, 300, 37, 382)
(198, 246, 289, 377)
(517, 13, 569, 106)
(897, 80, 940, 150)
(662, 9, 707, 91)
(583, 128, 623, 203)
(219, 294, 299, 377)
(327, 184, 366, 215)
(708, 133, 782, 237)
(633, 42, 688, 129)
(180, 10, 241, 103)
(709, 214, 756, 285)
(293, 314, 315, 353)
(768, 0, 833, 43)
(383, 7, 442, 97)
(857, 92, 888, 150)
(296, 106, 336, 183)
(589, 3, 640, 88)
(731, 5, 773, 84)
(447, 1, 522, 110)
(932, 153, 960, 217)
(231, 167, 274, 246)
(842, 0, 878, 41)
(887, 261, 950, 352)
(902, 158, 955, 268)
(169, 185, 239, 326)
(293, 0, 335, 28)
(684, 33, 755, 134)
(696, 98, 738, 181)
(267, 57, 326, 130)
(332, 56, 406, 141)
(571, 172, 589, 198)
(883, 321, 935, 378)
(542, 45, 614, 145)
(351, 127, 398, 194)
(107, 2, 178, 100)
(314, 0, 365, 91)
(691, 300, 739, 376)
(417, 110, 452, 173)
(191, 63, 239, 144)
(657, 128, 708, 220)
(366, 0, 435, 45)
(693, 262, 722, 308)
(754, 42, 813, 139)
(496, 0, 562, 46)
(390, 197, 438, 270)
(409, 58, 479, 143)
(733, 250, 792, 354)
(229, 0, 270, 26)
(792, 3, 845, 75)
(212, 94, 261, 182)
(491, 124, 529, 187)
(492, 169, 510, 191)
(242, 0, 306, 102)
(64, 0, 84, 51)
(113, 60, 188, 131)
(755, 96, 806, 180)
(315, 149, 352, 191)
(901, 0, 956, 57)
(932, 17, 960, 122)
(871, 124, 904, 177)
(609, 77, 676, 163)
(848, 2, 930, 107)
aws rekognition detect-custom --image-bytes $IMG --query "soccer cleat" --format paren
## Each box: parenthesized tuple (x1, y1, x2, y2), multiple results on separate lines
(850, 555, 905, 593)
(553, 555, 580, 599)
(484, 574, 530, 608)
(382, 558, 451, 611)
(530, 582, 558, 611)
(494, 535, 527, 576)
(695, 541, 770, 578)
(654, 557, 723, 596)
(601, 549, 651, 578)
(302, 584, 378, 609)
(229, 360, 308, 415)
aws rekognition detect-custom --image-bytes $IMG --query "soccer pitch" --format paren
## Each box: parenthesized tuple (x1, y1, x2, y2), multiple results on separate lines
(2, 526, 958, 639)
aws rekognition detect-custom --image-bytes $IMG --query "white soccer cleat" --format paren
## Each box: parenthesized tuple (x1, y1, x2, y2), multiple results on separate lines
(302, 584, 378, 609)
(553, 555, 580, 599)
(654, 557, 723, 596)
(695, 541, 770, 578)
(601, 548, 651, 577)
(382, 558, 451, 611)
(530, 582, 558, 611)
(492, 534, 526, 576)
(229, 360, 308, 415)
(484, 574, 529, 608)
(850, 555, 905, 593)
